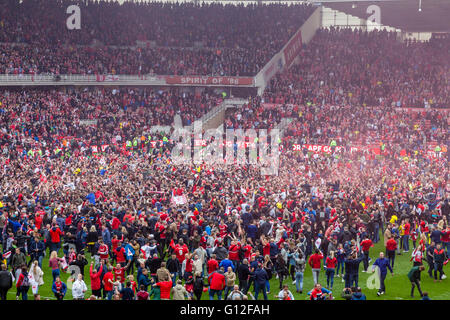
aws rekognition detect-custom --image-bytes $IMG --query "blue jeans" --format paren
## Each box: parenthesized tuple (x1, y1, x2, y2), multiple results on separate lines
(295, 271, 304, 292)
(232, 260, 239, 273)
(38, 255, 44, 269)
(17, 286, 29, 300)
(443, 242, 450, 258)
(254, 282, 268, 300)
(224, 286, 233, 298)
(265, 280, 270, 292)
(325, 268, 335, 289)
(403, 235, 409, 251)
(379, 273, 387, 293)
(209, 289, 222, 300)
(106, 290, 114, 300)
(346, 273, 358, 287)
(336, 260, 344, 275)
(434, 262, 444, 280)
(170, 272, 178, 287)
(52, 269, 60, 282)
(373, 225, 380, 243)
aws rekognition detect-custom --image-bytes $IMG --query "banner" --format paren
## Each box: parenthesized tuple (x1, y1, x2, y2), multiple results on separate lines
(292, 144, 344, 154)
(96, 74, 119, 82)
(194, 139, 258, 149)
(79, 119, 98, 126)
(262, 103, 298, 109)
(394, 107, 450, 113)
(283, 29, 302, 67)
(164, 76, 254, 86)
(171, 195, 188, 206)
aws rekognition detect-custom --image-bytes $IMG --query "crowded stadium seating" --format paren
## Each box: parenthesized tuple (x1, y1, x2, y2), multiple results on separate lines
(0, 1, 449, 303)
(0, 0, 315, 76)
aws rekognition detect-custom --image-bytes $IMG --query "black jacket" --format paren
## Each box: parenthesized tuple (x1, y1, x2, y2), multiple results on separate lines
(193, 277, 204, 293)
(0, 270, 13, 289)
(146, 257, 162, 274)
(344, 256, 363, 274)
(69, 257, 88, 278)
(86, 231, 98, 244)
(237, 263, 251, 281)
(166, 258, 181, 273)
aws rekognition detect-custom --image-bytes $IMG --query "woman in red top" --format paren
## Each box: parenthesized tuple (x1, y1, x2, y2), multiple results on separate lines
(325, 251, 337, 290)
(48, 251, 64, 282)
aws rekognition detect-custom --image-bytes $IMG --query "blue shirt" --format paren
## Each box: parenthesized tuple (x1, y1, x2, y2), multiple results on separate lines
(219, 259, 234, 271)
(372, 258, 393, 275)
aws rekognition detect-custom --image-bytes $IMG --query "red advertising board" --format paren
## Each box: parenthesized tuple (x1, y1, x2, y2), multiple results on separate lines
(164, 76, 253, 86)
(283, 30, 302, 67)
(292, 144, 345, 154)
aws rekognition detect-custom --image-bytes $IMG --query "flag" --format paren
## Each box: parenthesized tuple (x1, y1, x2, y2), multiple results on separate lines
(171, 195, 187, 206)
(60, 257, 68, 271)
(2, 251, 11, 259)
(141, 248, 147, 260)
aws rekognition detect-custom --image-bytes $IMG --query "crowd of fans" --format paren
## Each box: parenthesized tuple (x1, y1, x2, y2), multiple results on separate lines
(0, 87, 222, 156)
(225, 28, 449, 155)
(0, 84, 448, 301)
(0, 121, 448, 300)
(263, 28, 450, 109)
(0, 1, 315, 76)
(281, 104, 448, 153)
(0, 44, 275, 76)
(0, 4, 448, 302)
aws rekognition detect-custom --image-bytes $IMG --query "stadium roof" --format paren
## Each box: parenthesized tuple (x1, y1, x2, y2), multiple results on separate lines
(318, 0, 450, 32)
